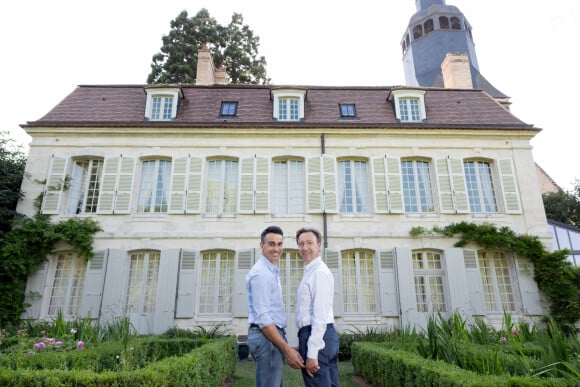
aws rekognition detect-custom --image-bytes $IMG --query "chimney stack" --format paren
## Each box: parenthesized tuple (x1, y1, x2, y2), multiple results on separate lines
(196, 45, 228, 85)
(441, 53, 473, 89)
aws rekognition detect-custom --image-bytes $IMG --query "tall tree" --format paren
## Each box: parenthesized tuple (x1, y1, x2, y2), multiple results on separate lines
(0, 131, 27, 235)
(147, 9, 268, 85)
(542, 180, 580, 226)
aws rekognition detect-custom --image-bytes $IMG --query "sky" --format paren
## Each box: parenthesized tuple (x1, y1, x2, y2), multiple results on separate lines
(1, 0, 578, 191)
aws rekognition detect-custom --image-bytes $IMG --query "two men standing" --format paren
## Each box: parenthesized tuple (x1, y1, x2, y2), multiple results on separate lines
(246, 225, 339, 387)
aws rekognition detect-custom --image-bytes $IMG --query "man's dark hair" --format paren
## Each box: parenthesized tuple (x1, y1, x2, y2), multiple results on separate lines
(261, 225, 283, 243)
(295, 227, 322, 243)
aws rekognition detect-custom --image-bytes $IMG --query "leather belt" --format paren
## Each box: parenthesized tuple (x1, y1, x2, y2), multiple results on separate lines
(250, 323, 286, 334)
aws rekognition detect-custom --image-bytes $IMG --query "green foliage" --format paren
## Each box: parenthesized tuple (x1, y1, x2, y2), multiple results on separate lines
(542, 181, 580, 226)
(0, 131, 27, 235)
(426, 221, 580, 329)
(0, 215, 101, 325)
(147, 9, 268, 85)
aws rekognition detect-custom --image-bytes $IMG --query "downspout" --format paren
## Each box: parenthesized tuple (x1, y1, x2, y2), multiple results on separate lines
(321, 133, 328, 249)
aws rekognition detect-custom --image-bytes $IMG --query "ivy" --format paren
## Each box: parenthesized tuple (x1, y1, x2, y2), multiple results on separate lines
(412, 221, 580, 330)
(0, 214, 101, 325)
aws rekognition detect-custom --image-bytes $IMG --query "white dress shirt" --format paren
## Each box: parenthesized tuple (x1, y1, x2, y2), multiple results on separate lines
(295, 256, 335, 359)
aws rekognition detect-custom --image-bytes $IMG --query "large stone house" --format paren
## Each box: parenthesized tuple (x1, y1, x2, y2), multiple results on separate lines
(16, 45, 550, 344)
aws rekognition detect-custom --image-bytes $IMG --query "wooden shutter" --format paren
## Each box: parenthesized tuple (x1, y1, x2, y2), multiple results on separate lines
(322, 155, 338, 213)
(99, 249, 127, 324)
(307, 156, 323, 213)
(498, 158, 522, 214)
(394, 247, 420, 328)
(175, 250, 198, 318)
(153, 249, 180, 333)
(168, 157, 188, 213)
(255, 156, 270, 213)
(96, 155, 135, 214)
(232, 249, 256, 318)
(462, 249, 485, 315)
(386, 156, 404, 213)
(41, 156, 67, 214)
(97, 157, 119, 214)
(515, 257, 543, 315)
(378, 249, 399, 316)
(80, 250, 108, 318)
(114, 156, 135, 213)
(239, 157, 255, 213)
(436, 157, 468, 213)
(324, 249, 342, 317)
(21, 261, 49, 319)
(372, 157, 389, 213)
(443, 248, 472, 319)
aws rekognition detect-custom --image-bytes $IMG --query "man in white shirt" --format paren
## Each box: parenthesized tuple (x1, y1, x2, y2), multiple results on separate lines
(295, 227, 339, 386)
(247, 225, 305, 387)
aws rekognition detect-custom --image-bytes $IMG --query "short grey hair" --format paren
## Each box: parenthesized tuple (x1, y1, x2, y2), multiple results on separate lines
(295, 227, 322, 244)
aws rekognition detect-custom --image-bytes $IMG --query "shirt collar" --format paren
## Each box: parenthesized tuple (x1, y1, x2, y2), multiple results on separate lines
(260, 255, 279, 274)
(304, 256, 321, 271)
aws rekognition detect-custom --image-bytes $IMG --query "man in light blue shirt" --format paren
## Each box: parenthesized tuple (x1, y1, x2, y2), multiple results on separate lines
(247, 226, 304, 387)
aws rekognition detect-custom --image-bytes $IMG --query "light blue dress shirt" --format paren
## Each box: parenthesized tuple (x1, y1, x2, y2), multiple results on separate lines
(246, 255, 287, 329)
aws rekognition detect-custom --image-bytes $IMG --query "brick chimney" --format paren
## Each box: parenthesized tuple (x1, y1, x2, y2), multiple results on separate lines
(441, 53, 473, 89)
(196, 45, 228, 85)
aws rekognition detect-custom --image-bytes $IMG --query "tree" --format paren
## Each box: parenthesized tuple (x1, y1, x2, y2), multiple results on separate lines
(542, 180, 580, 226)
(147, 9, 269, 85)
(0, 131, 27, 235)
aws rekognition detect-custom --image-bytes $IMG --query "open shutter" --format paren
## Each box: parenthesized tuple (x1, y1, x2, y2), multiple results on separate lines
(462, 249, 485, 315)
(80, 250, 108, 318)
(395, 247, 421, 329)
(239, 157, 255, 213)
(443, 248, 472, 319)
(41, 156, 67, 214)
(114, 156, 135, 214)
(21, 261, 49, 319)
(515, 257, 543, 315)
(97, 157, 119, 214)
(153, 249, 180, 333)
(386, 156, 403, 213)
(322, 155, 337, 213)
(255, 156, 270, 213)
(378, 249, 399, 316)
(175, 250, 198, 318)
(436, 157, 468, 213)
(449, 158, 469, 213)
(100, 249, 127, 324)
(324, 249, 342, 317)
(435, 158, 454, 213)
(307, 156, 323, 213)
(233, 249, 256, 317)
(498, 158, 522, 214)
(372, 157, 389, 213)
(168, 157, 188, 213)
(186, 156, 203, 213)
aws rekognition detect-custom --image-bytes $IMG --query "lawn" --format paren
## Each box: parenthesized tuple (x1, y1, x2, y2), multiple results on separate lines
(229, 359, 367, 386)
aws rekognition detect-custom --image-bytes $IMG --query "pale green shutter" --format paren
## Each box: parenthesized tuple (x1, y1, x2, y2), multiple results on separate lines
(386, 156, 403, 213)
(498, 158, 522, 214)
(462, 249, 485, 315)
(324, 249, 342, 317)
(435, 158, 454, 213)
(153, 249, 180, 334)
(175, 250, 198, 318)
(322, 155, 338, 213)
(239, 157, 255, 213)
(97, 157, 119, 214)
(443, 248, 472, 319)
(394, 247, 421, 329)
(436, 157, 468, 213)
(378, 249, 399, 316)
(255, 156, 270, 213)
(114, 156, 135, 214)
(515, 257, 543, 315)
(21, 261, 49, 318)
(99, 249, 127, 325)
(233, 249, 256, 318)
(186, 156, 203, 213)
(372, 157, 389, 213)
(307, 156, 322, 213)
(42, 156, 67, 214)
(449, 158, 469, 213)
(169, 157, 188, 213)
(80, 250, 108, 318)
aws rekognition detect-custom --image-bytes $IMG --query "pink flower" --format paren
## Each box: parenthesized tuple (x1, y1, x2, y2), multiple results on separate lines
(500, 337, 508, 343)
(40, 330, 46, 335)
(34, 342, 46, 350)
(48, 338, 55, 345)
(77, 341, 84, 349)
(42, 337, 50, 343)
(512, 329, 519, 336)
(54, 341, 63, 348)
(28, 351, 35, 355)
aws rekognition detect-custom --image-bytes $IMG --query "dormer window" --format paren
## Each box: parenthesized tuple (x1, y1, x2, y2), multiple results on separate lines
(391, 89, 427, 123)
(339, 104, 356, 118)
(271, 89, 306, 122)
(220, 101, 238, 117)
(144, 87, 181, 121)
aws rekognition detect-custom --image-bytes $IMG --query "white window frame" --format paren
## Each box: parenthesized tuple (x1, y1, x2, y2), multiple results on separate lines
(66, 158, 104, 214)
(271, 89, 306, 121)
(463, 159, 499, 213)
(391, 89, 427, 122)
(137, 159, 172, 213)
(478, 250, 517, 313)
(338, 159, 371, 213)
(125, 250, 160, 314)
(412, 250, 448, 313)
(144, 87, 181, 121)
(198, 250, 235, 315)
(271, 158, 305, 214)
(47, 251, 88, 317)
(401, 159, 435, 213)
(341, 249, 378, 314)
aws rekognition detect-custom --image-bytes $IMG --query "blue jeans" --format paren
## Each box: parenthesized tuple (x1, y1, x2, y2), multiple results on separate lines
(248, 325, 286, 387)
(298, 324, 340, 387)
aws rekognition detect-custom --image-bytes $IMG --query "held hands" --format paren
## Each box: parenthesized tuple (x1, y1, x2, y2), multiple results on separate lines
(305, 357, 320, 377)
(285, 347, 305, 369)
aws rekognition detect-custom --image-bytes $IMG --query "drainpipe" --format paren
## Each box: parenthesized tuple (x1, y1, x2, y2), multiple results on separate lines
(321, 133, 328, 249)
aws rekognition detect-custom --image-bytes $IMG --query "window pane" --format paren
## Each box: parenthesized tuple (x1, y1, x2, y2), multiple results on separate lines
(199, 251, 234, 314)
(67, 160, 103, 214)
(220, 102, 238, 116)
(341, 250, 377, 314)
(206, 160, 239, 213)
(412, 251, 447, 313)
(339, 104, 356, 117)
(48, 252, 87, 316)
(138, 160, 171, 213)
(338, 160, 369, 213)
(478, 251, 515, 312)
(272, 160, 305, 213)
(464, 161, 498, 213)
(126, 251, 160, 314)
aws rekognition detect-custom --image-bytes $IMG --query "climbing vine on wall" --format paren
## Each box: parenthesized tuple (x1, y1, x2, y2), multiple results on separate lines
(411, 221, 580, 330)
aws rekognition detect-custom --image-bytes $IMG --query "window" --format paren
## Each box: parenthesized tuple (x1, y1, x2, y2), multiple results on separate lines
(413, 250, 447, 313)
(339, 104, 356, 118)
(271, 89, 306, 121)
(144, 87, 181, 121)
(478, 250, 516, 312)
(338, 160, 370, 213)
(278, 250, 303, 314)
(125, 251, 160, 314)
(220, 101, 238, 117)
(48, 252, 87, 316)
(451, 16, 462, 30)
(199, 250, 234, 314)
(138, 159, 172, 213)
(67, 159, 103, 214)
(342, 250, 377, 313)
(424, 19, 434, 34)
(272, 159, 305, 213)
(206, 159, 239, 213)
(439, 16, 450, 30)
(413, 24, 423, 39)
(463, 160, 498, 213)
(391, 89, 426, 122)
(401, 160, 434, 212)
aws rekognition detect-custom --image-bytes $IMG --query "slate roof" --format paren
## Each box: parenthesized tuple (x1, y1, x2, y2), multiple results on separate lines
(24, 84, 536, 130)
